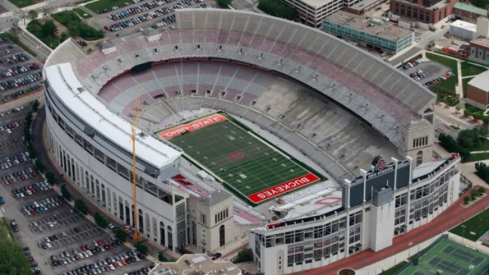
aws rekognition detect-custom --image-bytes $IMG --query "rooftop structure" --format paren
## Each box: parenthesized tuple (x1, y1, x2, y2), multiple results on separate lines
(324, 11, 412, 41)
(468, 70, 489, 91)
(149, 254, 242, 275)
(471, 36, 489, 48)
(43, 63, 182, 170)
(454, 2, 487, 17)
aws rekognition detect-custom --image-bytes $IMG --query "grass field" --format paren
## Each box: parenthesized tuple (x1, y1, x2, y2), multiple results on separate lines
(86, 0, 134, 13)
(8, 0, 34, 8)
(450, 207, 489, 241)
(401, 239, 489, 275)
(73, 8, 93, 19)
(165, 115, 320, 204)
(462, 77, 473, 98)
(426, 53, 458, 94)
(461, 61, 487, 77)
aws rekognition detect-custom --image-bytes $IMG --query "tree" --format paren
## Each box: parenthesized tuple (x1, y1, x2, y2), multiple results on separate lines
(459, 147, 470, 162)
(478, 186, 486, 195)
(28, 10, 38, 21)
(134, 242, 148, 255)
(464, 109, 472, 117)
(215, 0, 232, 7)
(475, 162, 489, 183)
(8, 27, 20, 43)
(16, 10, 28, 25)
(483, 116, 489, 125)
(0, 237, 33, 275)
(258, 0, 298, 21)
(473, 112, 484, 120)
(74, 199, 88, 214)
(94, 212, 107, 228)
(463, 196, 470, 205)
(35, 159, 44, 173)
(61, 184, 72, 201)
(471, 0, 488, 9)
(112, 227, 126, 241)
(438, 133, 459, 152)
(46, 172, 55, 185)
(41, 20, 58, 37)
(27, 142, 35, 159)
(455, 106, 462, 111)
(25, 112, 32, 122)
(158, 252, 167, 262)
(32, 100, 39, 112)
(234, 248, 253, 263)
(60, 32, 69, 43)
(41, 5, 55, 18)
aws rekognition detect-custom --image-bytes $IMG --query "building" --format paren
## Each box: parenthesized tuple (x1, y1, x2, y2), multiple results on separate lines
(322, 10, 414, 54)
(43, 11, 437, 273)
(453, 2, 487, 24)
(250, 155, 461, 275)
(469, 18, 489, 65)
(344, 0, 386, 15)
(149, 254, 242, 275)
(389, 0, 457, 25)
(466, 70, 489, 110)
(449, 20, 477, 41)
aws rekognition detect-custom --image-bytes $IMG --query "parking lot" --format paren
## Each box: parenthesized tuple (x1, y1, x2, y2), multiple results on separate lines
(400, 58, 452, 87)
(0, 38, 43, 102)
(84, 0, 215, 38)
(0, 103, 153, 275)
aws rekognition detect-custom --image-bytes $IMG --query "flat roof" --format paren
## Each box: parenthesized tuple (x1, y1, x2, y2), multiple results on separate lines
(350, 0, 383, 11)
(149, 254, 241, 275)
(296, 0, 335, 9)
(324, 10, 413, 41)
(269, 188, 342, 222)
(454, 2, 487, 16)
(471, 36, 489, 48)
(468, 70, 489, 92)
(450, 20, 477, 31)
(44, 64, 182, 169)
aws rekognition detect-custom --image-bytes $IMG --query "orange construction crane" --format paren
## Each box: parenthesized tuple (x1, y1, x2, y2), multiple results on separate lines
(131, 87, 141, 242)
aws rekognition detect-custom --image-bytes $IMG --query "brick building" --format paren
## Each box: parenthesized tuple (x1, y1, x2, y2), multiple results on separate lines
(453, 2, 487, 23)
(389, 0, 457, 24)
(468, 18, 489, 66)
(466, 71, 489, 110)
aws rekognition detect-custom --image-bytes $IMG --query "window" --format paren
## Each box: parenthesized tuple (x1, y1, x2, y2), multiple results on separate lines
(219, 225, 225, 247)
(201, 213, 206, 224)
(416, 151, 423, 166)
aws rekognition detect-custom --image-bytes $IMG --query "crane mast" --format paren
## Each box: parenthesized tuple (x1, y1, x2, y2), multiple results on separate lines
(131, 87, 141, 242)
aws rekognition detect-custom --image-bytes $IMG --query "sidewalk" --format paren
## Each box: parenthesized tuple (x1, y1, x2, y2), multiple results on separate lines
(31, 106, 181, 262)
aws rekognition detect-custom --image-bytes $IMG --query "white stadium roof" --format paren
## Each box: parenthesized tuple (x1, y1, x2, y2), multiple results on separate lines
(44, 63, 181, 168)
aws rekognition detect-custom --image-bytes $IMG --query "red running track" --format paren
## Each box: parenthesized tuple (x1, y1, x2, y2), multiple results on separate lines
(293, 190, 489, 275)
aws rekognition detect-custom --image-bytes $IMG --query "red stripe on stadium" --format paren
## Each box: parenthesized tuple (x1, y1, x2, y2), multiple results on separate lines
(247, 173, 320, 203)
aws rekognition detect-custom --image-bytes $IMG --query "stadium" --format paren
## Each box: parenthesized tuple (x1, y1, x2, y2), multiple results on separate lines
(43, 9, 461, 275)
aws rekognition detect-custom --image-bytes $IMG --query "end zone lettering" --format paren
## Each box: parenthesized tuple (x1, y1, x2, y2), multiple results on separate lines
(158, 114, 227, 139)
(247, 173, 320, 203)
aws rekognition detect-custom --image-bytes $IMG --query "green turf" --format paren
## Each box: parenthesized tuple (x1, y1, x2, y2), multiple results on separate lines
(462, 77, 473, 98)
(8, 0, 34, 8)
(461, 61, 487, 77)
(426, 53, 458, 94)
(450, 207, 489, 241)
(73, 8, 93, 19)
(401, 239, 489, 275)
(169, 119, 317, 200)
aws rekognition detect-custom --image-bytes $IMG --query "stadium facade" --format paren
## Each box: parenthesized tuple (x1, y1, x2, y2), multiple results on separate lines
(41, 9, 457, 274)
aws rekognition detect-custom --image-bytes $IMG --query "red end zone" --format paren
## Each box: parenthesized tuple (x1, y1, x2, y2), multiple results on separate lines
(247, 173, 320, 204)
(158, 114, 227, 139)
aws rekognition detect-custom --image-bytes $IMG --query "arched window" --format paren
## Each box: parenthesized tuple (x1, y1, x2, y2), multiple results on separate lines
(90, 176, 94, 194)
(160, 222, 166, 246)
(107, 189, 111, 211)
(101, 184, 106, 203)
(85, 171, 89, 189)
(167, 226, 173, 250)
(138, 209, 144, 233)
(95, 180, 100, 199)
(219, 225, 225, 247)
(416, 150, 423, 166)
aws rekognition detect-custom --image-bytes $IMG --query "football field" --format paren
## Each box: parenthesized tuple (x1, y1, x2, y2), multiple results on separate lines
(159, 114, 320, 204)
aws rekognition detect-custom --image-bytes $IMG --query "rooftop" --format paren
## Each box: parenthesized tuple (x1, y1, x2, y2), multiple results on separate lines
(468, 70, 489, 92)
(298, 0, 336, 9)
(454, 2, 487, 17)
(149, 254, 241, 275)
(450, 20, 477, 31)
(350, 0, 383, 11)
(324, 10, 413, 41)
(471, 36, 489, 48)
(44, 63, 182, 169)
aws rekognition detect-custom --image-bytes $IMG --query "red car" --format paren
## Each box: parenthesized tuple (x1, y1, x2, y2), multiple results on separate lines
(80, 245, 87, 252)
(97, 240, 104, 246)
(112, 262, 118, 268)
(31, 172, 37, 177)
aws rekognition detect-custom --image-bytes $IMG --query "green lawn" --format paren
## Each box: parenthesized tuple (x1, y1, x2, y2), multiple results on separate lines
(379, 261, 410, 275)
(73, 8, 93, 19)
(8, 0, 34, 8)
(461, 61, 487, 77)
(426, 53, 459, 94)
(450, 125, 460, 131)
(166, 116, 320, 204)
(469, 152, 489, 162)
(450, 207, 489, 241)
(0, 33, 37, 57)
(462, 77, 474, 98)
(86, 0, 135, 14)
